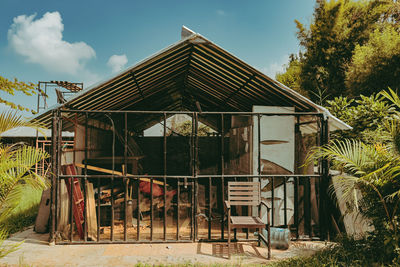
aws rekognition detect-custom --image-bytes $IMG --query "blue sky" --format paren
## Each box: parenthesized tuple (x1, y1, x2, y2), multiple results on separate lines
(0, 0, 315, 114)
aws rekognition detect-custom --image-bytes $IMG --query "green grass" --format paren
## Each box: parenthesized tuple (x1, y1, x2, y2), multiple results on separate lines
(0, 185, 42, 236)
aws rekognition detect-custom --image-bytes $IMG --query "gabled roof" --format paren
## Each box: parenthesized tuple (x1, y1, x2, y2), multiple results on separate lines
(32, 26, 350, 132)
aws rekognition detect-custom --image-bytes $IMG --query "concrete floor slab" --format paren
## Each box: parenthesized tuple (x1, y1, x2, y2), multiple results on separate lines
(0, 227, 327, 266)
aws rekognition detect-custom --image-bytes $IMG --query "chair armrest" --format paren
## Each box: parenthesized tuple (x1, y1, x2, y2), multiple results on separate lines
(260, 201, 270, 210)
(224, 200, 231, 209)
(259, 201, 271, 225)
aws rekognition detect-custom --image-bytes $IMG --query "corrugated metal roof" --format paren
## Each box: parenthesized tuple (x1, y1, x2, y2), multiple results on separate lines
(32, 26, 351, 132)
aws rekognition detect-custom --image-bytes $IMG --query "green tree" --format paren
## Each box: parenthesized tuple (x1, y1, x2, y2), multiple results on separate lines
(277, 0, 397, 101)
(276, 55, 306, 96)
(326, 93, 395, 143)
(345, 24, 400, 96)
(0, 76, 39, 114)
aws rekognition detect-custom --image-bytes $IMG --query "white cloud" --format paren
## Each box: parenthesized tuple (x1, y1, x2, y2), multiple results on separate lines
(107, 54, 128, 73)
(216, 10, 226, 16)
(261, 54, 290, 79)
(8, 11, 96, 75)
(79, 70, 101, 87)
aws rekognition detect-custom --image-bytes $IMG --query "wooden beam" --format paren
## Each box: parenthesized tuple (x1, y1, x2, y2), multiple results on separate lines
(75, 163, 165, 186)
(297, 120, 318, 126)
(130, 72, 145, 99)
(181, 45, 194, 110)
(222, 73, 256, 106)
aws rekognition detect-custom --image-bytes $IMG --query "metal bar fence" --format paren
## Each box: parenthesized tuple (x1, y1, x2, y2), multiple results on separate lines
(52, 110, 326, 244)
(56, 174, 321, 243)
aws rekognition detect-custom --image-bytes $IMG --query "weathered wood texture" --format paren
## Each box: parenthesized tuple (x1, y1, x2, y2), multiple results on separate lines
(86, 182, 98, 241)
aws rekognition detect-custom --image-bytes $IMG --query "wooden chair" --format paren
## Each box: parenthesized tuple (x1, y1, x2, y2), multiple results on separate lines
(225, 181, 271, 259)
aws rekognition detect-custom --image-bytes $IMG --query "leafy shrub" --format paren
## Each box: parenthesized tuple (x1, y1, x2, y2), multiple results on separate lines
(326, 93, 395, 143)
(0, 204, 39, 236)
(304, 90, 400, 265)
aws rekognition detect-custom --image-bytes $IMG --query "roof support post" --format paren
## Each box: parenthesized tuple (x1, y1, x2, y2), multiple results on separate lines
(49, 109, 59, 244)
(194, 112, 199, 241)
(83, 112, 88, 242)
(55, 110, 62, 241)
(124, 112, 128, 242)
(190, 113, 195, 239)
(163, 112, 167, 240)
(319, 116, 330, 240)
(220, 114, 225, 240)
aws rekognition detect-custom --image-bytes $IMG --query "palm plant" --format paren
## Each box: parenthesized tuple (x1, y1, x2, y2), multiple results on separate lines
(308, 139, 400, 233)
(0, 111, 49, 258)
(307, 88, 400, 259)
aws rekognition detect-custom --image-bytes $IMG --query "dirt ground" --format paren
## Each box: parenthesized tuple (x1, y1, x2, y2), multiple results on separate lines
(0, 227, 327, 267)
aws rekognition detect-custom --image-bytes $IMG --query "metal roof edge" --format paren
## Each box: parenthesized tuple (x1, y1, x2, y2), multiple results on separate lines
(31, 102, 61, 121)
(272, 79, 352, 131)
(316, 105, 353, 131)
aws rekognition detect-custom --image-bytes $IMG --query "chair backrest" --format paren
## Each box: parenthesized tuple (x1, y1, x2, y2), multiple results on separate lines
(227, 181, 261, 206)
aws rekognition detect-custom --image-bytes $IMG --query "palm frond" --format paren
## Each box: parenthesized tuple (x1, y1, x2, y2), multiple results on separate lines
(0, 145, 49, 223)
(308, 139, 374, 176)
(0, 111, 46, 136)
(308, 139, 395, 177)
(0, 145, 48, 175)
(0, 111, 48, 257)
(330, 175, 361, 211)
(383, 119, 400, 154)
(385, 190, 400, 202)
(0, 228, 21, 259)
(379, 87, 400, 109)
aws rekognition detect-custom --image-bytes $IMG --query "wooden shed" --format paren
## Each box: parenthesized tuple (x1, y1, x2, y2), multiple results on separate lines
(32, 26, 350, 244)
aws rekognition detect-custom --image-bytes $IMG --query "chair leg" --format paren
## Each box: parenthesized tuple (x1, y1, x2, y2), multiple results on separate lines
(228, 224, 231, 259)
(267, 224, 271, 259)
(258, 227, 261, 247)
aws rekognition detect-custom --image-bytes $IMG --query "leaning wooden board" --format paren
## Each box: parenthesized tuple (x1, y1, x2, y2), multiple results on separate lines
(34, 189, 51, 233)
(85, 182, 98, 241)
(75, 163, 166, 186)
